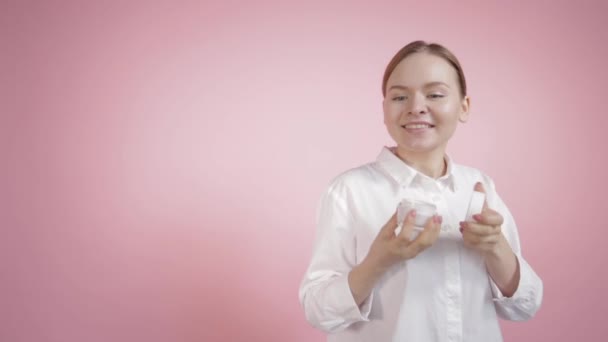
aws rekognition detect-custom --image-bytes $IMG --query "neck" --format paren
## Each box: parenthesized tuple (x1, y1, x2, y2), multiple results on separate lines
(395, 146, 447, 179)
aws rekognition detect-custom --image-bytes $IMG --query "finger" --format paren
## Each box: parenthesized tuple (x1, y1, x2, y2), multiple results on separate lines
(478, 234, 502, 245)
(379, 210, 399, 237)
(461, 230, 480, 245)
(460, 221, 500, 237)
(474, 182, 489, 211)
(397, 209, 417, 240)
(472, 208, 503, 226)
(409, 215, 442, 251)
(422, 214, 442, 237)
(463, 233, 501, 249)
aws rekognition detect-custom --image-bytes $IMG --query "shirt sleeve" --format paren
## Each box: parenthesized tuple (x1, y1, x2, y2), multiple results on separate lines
(298, 180, 373, 333)
(484, 176, 544, 321)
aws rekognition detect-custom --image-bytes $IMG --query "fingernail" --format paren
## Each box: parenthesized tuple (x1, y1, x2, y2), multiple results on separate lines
(437, 216, 443, 224)
(473, 214, 482, 221)
(410, 210, 416, 218)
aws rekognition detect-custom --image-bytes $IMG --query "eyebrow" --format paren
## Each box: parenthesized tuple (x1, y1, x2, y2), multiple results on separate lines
(388, 82, 451, 91)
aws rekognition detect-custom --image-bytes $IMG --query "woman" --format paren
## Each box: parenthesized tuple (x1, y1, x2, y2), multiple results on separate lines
(299, 41, 543, 341)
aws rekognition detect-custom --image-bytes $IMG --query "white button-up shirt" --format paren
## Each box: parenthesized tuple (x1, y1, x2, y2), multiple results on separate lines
(299, 147, 543, 342)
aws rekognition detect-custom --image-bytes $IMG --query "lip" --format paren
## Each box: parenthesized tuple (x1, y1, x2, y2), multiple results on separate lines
(401, 121, 435, 130)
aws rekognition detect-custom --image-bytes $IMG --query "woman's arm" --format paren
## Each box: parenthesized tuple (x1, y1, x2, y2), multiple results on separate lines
(469, 178, 544, 321)
(484, 236, 520, 297)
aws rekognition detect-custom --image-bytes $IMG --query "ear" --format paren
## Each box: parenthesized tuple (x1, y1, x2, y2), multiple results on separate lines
(458, 96, 471, 123)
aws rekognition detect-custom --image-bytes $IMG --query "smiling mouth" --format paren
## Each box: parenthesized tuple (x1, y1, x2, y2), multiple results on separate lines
(402, 123, 435, 129)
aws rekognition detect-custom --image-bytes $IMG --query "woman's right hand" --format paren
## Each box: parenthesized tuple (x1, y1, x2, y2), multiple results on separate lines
(348, 210, 442, 306)
(366, 209, 443, 273)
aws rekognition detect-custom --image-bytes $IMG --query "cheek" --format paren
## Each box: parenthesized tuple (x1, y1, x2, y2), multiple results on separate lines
(384, 105, 402, 122)
(384, 113, 398, 127)
(431, 101, 457, 113)
(431, 103, 461, 124)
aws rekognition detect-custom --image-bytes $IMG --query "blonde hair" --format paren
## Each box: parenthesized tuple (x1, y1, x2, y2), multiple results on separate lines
(382, 40, 467, 98)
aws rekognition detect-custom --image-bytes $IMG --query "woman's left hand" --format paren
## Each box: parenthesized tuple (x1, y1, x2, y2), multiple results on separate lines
(460, 182, 507, 256)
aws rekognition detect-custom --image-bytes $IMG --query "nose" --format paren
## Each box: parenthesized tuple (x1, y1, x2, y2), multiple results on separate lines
(407, 93, 427, 115)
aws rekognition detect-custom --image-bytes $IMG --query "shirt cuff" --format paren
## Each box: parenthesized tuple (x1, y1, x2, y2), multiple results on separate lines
(489, 255, 541, 317)
(327, 275, 373, 323)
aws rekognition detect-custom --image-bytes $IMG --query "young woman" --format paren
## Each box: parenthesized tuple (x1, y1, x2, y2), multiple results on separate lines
(299, 41, 543, 341)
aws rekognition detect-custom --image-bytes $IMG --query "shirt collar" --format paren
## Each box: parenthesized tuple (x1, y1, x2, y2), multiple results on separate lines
(375, 146, 458, 192)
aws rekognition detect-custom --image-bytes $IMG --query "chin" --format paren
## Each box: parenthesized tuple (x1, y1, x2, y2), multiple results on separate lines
(396, 143, 442, 155)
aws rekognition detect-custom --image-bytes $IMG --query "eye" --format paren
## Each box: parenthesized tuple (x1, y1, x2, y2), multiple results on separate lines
(392, 96, 407, 101)
(428, 93, 445, 99)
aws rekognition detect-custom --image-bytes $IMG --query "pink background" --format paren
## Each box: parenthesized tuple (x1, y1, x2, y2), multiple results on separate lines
(3, 0, 607, 341)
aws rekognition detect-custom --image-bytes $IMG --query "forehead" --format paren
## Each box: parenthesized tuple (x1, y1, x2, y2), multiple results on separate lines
(387, 52, 459, 88)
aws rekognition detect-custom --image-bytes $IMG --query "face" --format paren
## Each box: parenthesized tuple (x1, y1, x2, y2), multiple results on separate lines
(383, 52, 470, 157)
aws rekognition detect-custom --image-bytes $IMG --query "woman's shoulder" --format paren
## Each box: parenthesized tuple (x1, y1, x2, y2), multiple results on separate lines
(452, 162, 486, 177)
(324, 161, 383, 194)
(451, 161, 497, 189)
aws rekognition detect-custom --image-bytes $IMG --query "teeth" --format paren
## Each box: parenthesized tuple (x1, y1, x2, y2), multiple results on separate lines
(404, 123, 432, 129)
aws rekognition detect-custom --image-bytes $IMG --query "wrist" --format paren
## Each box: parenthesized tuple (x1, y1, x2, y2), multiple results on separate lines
(360, 255, 389, 280)
(484, 234, 512, 260)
